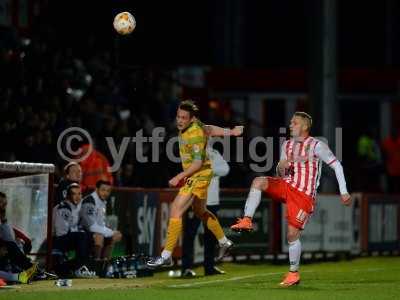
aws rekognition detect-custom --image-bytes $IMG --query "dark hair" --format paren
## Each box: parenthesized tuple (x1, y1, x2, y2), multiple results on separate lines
(178, 100, 199, 118)
(0, 192, 6, 199)
(96, 180, 112, 189)
(64, 162, 80, 174)
(66, 182, 80, 198)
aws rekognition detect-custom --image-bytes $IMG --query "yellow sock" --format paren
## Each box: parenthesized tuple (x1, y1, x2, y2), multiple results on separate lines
(164, 218, 183, 252)
(202, 211, 225, 240)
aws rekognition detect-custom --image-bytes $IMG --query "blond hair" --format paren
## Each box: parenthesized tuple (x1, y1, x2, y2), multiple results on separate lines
(294, 112, 312, 131)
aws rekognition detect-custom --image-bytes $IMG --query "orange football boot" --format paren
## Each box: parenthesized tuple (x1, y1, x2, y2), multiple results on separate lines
(279, 271, 300, 287)
(230, 217, 253, 232)
(0, 279, 6, 287)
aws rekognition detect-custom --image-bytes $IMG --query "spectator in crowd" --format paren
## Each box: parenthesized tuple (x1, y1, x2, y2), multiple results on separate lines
(54, 162, 82, 205)
(0, 22, 186, 188)
(80, 180, 122, 260)
(78, 144, 114, 191)
(115, 163, 135, 187)
(181, 148, 230, 277)
(0, 192, 38, 283)
(52, 183, 95, 277)
(381, 127, 400, 193)
(0, 24, 242, 189)
(356, 129, 383, 192)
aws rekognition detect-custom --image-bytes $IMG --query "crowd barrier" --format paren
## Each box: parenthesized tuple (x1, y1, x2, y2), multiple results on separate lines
(107, 188, 400, 262)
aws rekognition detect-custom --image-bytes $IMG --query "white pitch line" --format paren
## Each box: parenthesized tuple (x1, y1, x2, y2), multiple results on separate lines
(167, 267, 393, 289)
(167, 272, 285, 288)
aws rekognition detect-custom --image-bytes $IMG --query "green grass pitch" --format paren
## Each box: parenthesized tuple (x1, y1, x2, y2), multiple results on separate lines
(1, 257, 399, 300)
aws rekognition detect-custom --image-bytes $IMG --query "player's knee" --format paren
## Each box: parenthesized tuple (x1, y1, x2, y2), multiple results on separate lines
(252, 177, 268, 190)
(113, 231, 122, 242)
(287, 231, 300, 243)
(170, 203, 182, 218)
(170, 210, 183, 219)
(93, 234, 104, 247)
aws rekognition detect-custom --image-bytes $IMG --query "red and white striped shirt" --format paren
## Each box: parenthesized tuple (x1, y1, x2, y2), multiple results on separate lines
(280, 136, 345, 199)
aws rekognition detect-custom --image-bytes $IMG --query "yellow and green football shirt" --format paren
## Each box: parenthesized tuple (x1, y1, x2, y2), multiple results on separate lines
(179, 120, 211, 172)
(178, 120, 213, 199)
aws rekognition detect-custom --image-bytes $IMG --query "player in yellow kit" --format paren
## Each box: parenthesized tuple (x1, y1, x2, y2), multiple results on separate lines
(147, 100, 243, 268)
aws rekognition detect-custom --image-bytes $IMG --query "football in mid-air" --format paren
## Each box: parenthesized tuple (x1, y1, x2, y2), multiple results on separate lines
(113, 12, 136, 35)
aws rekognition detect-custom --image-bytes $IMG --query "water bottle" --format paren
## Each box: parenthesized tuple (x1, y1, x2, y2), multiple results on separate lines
(124, 257, 137, 279)
(113, 258, 121, 278)
(129, 256, 138, 271)
(105, 264, 114, 278)
(55, 279, 72, 287)
(126, 256, 137, 278)
(121, 257, 127, 275)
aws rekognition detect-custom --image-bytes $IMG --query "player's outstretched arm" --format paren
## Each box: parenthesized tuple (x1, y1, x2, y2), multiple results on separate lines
(315, 142, 351, 206)
(204, 125, 244, 137)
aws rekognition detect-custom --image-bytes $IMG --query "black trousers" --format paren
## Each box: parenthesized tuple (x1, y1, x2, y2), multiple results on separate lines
(182, 205, 219, 273)
(53, 231, 91, 269)
(0, 240, 32, 271)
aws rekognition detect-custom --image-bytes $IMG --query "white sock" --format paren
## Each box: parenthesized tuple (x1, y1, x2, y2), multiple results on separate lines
(218, 236, 228, 246)
(161, 250, 172, 260)
(244, 188, 262, 218)
(288, 239, 301, 272)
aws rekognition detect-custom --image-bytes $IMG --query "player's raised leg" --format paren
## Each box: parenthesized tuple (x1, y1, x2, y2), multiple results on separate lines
(192, 197, 233, 260)
(146, 193, 194, 268)
(230, 177, 268, 232)
(280, 225, 301, 286)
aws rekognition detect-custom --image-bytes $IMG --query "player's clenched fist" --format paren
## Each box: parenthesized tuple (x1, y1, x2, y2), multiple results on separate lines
(341, 193, 352, 206)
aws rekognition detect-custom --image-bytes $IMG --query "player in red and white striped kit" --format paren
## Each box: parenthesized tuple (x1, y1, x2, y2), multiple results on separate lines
(231, 112, 352, 287)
